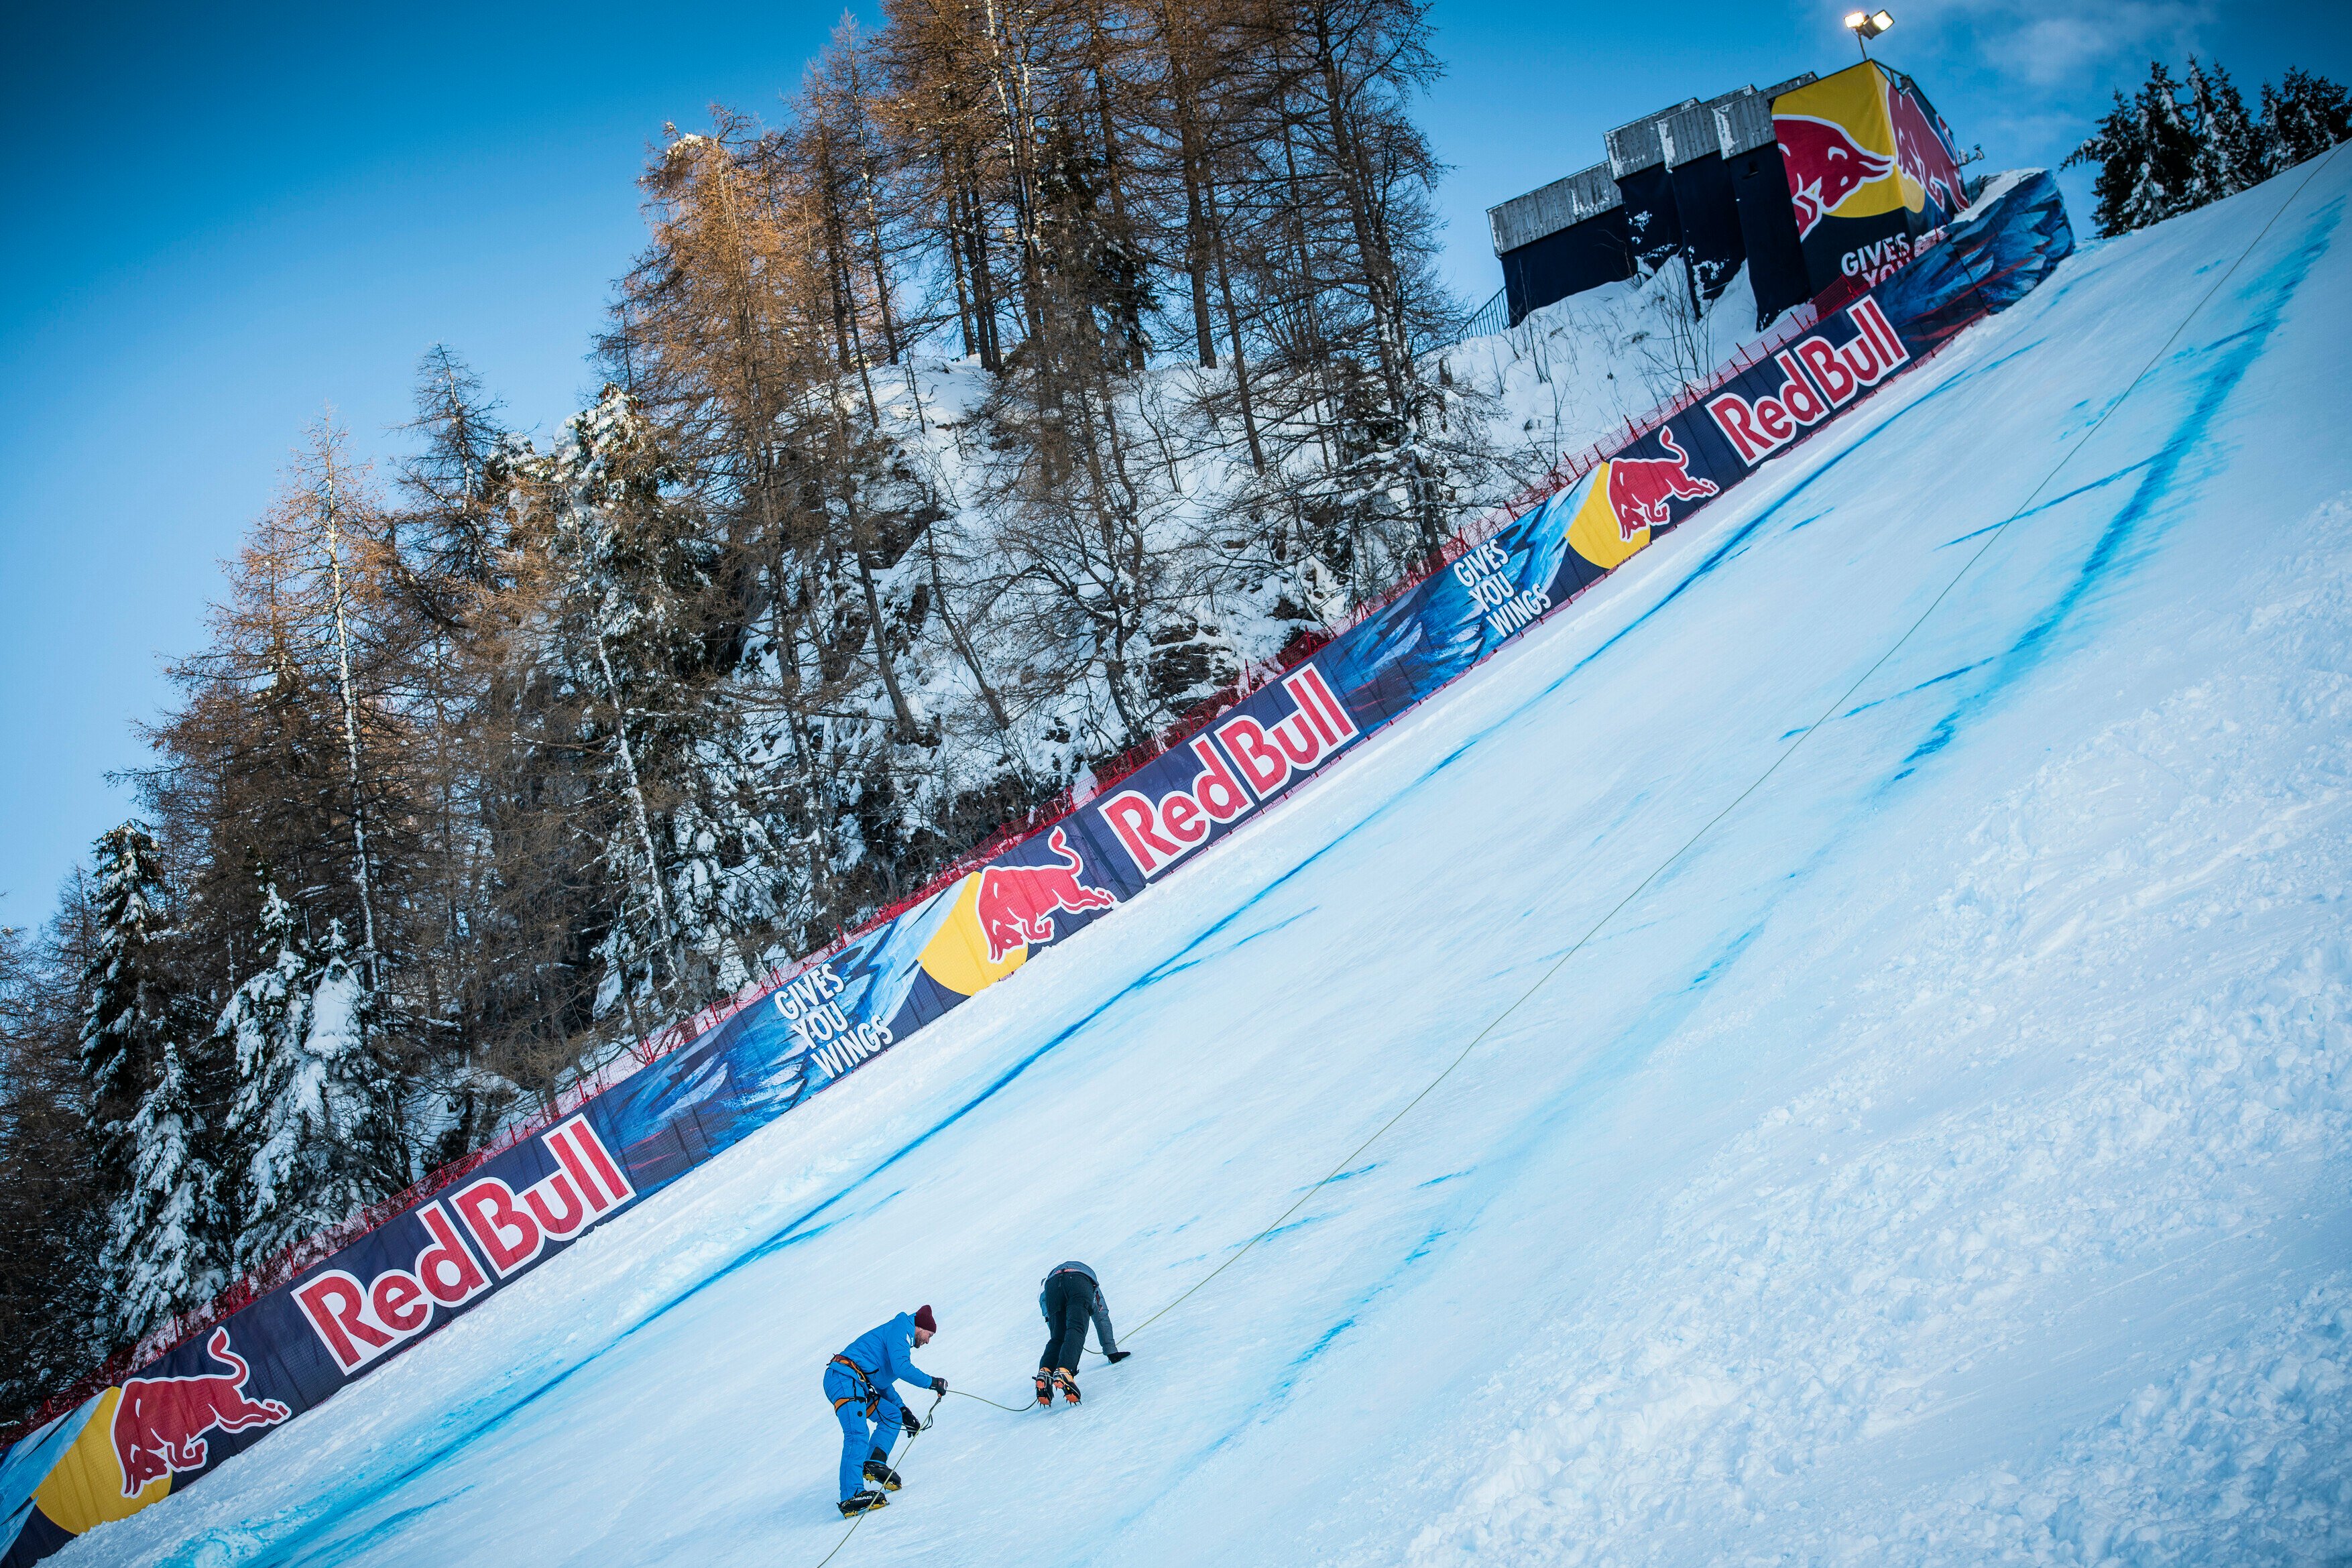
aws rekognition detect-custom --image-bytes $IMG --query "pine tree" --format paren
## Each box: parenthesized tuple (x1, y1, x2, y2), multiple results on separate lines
(2074, 60, 2350, 237)
(2261, 66, 2352, 170)
(220, 872, 400, 1274)
(106, 1034, 223, 1344)
(79, 823, 229, 1345)
(80, 823, 172, 1193)
(2186, 58, 2268, 201)
(0, 910, 108, 1412)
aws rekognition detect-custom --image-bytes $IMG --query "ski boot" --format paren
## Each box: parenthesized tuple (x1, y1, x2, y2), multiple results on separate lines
(837, 1490, 889, 1518)
(1035, 1372, 1054, 1408)
(862, 1458, 902, 1492)
(1053, 1371, 1081, 1406)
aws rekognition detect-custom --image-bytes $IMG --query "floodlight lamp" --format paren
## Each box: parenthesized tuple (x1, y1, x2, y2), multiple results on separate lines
(1844, 7, 1892, 53)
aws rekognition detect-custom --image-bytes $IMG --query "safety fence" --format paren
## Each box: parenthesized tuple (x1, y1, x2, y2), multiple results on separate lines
(0, 171, 2072, 1568)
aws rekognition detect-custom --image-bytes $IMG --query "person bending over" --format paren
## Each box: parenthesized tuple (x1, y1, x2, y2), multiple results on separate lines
(1037, 1262, 1130, 1407)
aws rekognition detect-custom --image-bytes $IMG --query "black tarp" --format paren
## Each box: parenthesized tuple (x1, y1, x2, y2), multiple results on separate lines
(1612, 163, 1682, 274)
(1501, 207, 1636, 326)
(1729, 141, 1812, 324)
(1665, 150, 1744, 302)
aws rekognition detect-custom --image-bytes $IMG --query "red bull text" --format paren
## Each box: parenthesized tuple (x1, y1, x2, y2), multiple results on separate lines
(296, 1118, 634, 1372)
(1104, 667, 1357, 878)
(110, 1329, 291, 1496)
(1704, 300, 1910, 466)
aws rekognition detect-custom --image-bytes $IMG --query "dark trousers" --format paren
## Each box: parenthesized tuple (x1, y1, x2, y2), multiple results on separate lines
(1039, 1270, 1092, 1372)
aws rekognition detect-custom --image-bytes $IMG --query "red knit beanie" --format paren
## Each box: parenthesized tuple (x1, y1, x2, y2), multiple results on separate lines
(914, 1305, 937, 1333)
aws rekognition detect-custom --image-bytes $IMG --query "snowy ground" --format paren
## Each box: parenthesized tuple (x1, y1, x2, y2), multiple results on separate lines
(62, 156, 2352, 1567)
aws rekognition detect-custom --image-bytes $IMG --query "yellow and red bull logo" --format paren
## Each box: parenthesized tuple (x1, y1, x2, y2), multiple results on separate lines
(902, 826, 1122, 1006)
(972, 828, 1118, 964)
(1549, 426, 1721, 573)
(1775, 62, 1964, 289)
(109, 1331, 290, 1498)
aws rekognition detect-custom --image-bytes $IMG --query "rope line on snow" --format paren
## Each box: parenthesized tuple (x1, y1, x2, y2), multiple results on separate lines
(945, 1387, 1044, 1413)
(811, 1392, 944, 1568)
(1112, 145, 2338, 1350)
(807, 147, 2336, 1565)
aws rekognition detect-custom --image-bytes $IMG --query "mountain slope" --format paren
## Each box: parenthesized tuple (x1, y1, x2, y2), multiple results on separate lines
(66, 152, 2352, 1568)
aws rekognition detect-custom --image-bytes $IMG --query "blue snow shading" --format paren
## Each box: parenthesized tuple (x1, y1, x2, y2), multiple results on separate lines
(1292, 1319, 1357, 1368)
(1938, 456, 2162, 548)
(1897, 195, 2340, 780)
(1838, 660, 1993, 719)
(178, 871, 1358, 1568)
(1689, 923, 1766, 990)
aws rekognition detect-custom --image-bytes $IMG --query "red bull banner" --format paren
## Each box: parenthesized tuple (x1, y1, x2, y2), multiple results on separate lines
(0, 169, 2072, 1568)
(1775, 60, 1965, 295)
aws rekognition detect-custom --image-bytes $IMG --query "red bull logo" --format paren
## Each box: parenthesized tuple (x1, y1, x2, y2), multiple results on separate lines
(1888, 83, 1963, 219)
(111, 1329, 290, 1496)
(975, 827, 1117, 963)
(1102, 667, 1356, 878)
(1704, 299, 1910, 465)
(1777, 114, 1895, 238)
(1606, 428, 1718, 534)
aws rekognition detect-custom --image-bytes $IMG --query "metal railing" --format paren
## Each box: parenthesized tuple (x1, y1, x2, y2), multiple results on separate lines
(1458, 286, 1511, 342)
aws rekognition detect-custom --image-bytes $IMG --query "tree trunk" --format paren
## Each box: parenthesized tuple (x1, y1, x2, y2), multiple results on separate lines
(316, 450, 381, 995)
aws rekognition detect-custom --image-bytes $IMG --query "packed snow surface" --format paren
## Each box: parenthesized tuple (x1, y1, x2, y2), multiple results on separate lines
(66, 156, 2352, 1566)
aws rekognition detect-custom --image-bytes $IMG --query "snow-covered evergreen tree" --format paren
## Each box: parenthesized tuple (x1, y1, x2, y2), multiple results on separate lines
(2261, 66, 2352, 170)
(2074, 60, 2350, 237)
(2068, 63, 2201, 237)
(80, 823, 171, 1179)
(2186, 58, 2269, 202)
(80, 821, 229, 1343)
(532, 384, 799, 1010)
(106, 1034, 223, 1344)
(219, 873, 401, 1272)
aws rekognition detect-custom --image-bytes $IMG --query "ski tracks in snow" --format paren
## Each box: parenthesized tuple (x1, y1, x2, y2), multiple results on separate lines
(1397, 497, 2352, 1566)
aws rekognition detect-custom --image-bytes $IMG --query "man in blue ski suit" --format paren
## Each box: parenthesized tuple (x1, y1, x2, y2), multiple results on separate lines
(824, 1305, 946, 1516)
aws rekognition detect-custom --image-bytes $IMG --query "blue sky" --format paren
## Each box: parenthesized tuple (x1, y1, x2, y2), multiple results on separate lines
(3, 0, 2347, 929)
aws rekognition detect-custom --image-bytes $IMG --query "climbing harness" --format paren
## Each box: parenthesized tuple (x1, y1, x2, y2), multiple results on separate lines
(826, 1354, 882, 1419)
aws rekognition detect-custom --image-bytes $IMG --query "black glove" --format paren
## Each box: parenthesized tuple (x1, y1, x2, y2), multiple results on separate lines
(901, 1406, 923, 1436)
(1106, 1350, 1132, 1364)
(930, 1376, 948, 1394)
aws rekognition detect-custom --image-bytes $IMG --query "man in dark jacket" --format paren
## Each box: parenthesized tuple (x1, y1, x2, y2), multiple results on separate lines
(825, 1305, 947, 1516)
(1036, 1262, 1130, 1406)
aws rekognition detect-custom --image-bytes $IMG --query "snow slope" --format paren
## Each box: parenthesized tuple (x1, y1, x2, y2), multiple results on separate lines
(63, 154, 2352, 1567)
